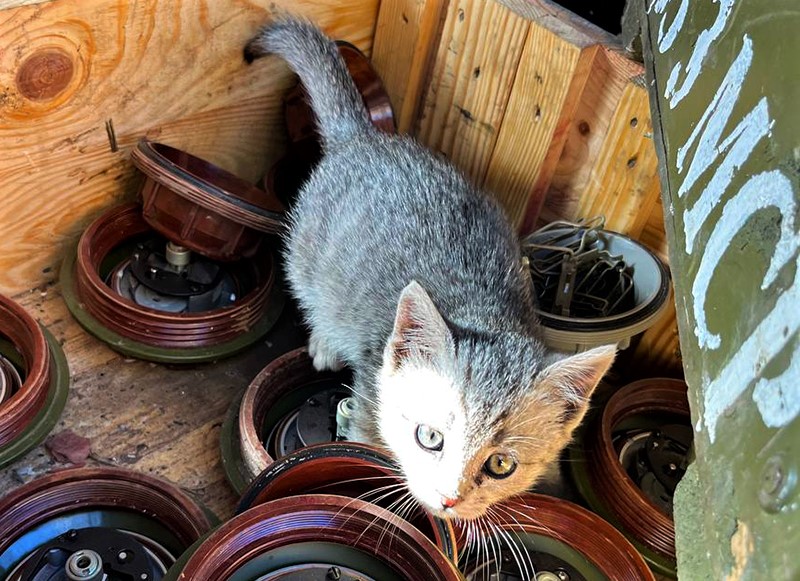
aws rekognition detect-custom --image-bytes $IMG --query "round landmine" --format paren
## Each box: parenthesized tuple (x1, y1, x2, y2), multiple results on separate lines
(163, 495, 461, 581)
(569, 378, 691, 577)
(224, 347, 351, 489)
(62, 203, 284, 363)
(0, 294, 69, 468)
(0, 467, 215, 580)
(237, 442, 458, 562)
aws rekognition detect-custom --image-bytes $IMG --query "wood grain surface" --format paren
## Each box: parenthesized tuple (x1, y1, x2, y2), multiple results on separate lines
(0, 280, 307, 520)
(482, 23, 581, 230)
(415, 0, 528, 184)
(371, 0, 449, 133)
(0, 0, 379, 295)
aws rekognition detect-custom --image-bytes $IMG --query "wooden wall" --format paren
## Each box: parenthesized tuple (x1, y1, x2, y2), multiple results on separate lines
(372, 0, 682, 374)
(0, 0, 379, 295)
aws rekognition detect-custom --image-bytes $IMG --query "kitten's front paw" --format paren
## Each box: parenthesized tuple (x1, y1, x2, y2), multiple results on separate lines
(308, 332, 344, 372)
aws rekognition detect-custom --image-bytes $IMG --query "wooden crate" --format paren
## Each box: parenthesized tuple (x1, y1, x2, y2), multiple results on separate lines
(0, 0, 380, 295)
(372, 0, 681, 375)
(0, 0, 680, 374)
(0, 0, 682, 515)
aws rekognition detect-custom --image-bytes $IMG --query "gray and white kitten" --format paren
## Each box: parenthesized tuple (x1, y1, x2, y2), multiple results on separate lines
(245, 18, 616, 521)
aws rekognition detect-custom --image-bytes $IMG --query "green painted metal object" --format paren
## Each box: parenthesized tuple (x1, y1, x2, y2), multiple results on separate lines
(0, 326, 70, 469)
(219, 390, 252, 495)
(639, 0, 800, 578)
(60, 243, 285, 364)
(567, 432, 677, 578)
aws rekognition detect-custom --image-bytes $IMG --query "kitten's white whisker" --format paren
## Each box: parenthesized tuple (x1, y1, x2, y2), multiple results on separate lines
(487, 506, 534, 581)
(332, 482, 408, 528)
(376, 491, 414, 550)
(498, 502, 559, 540)
(476, 515, 492, 581)
(361, 489, 416, 553)
(486, 517, 503, 581)
(307, 474, 399, 489)
(386, 492, 419, 552)
(492, 505, 538, 579)
(336, 481, 407, 513)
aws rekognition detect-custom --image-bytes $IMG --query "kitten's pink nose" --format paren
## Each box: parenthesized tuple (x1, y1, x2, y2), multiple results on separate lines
(441, 496, 460, 508)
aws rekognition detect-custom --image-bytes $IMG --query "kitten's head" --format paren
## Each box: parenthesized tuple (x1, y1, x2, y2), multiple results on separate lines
(376, 281, 615, 520)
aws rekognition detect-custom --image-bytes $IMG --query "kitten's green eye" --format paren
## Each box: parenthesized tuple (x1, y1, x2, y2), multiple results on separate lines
(484, 453, 517, 479)
(415, 424, 444, 452)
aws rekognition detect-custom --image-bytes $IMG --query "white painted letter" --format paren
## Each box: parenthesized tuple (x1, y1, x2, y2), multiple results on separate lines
(674, 37, 773, 253)
(691, 171, 799, 349)
(752, 344, 800, 430)
(704, 254, 800, 443)
(663, 0, 736, 108)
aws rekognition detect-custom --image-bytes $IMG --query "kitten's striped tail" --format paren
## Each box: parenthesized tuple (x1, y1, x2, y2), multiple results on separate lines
(244, 17, 372, 147)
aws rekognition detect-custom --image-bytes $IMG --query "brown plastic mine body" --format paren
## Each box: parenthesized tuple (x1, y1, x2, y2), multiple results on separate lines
(74, 203, 275, 349)
(264, 41, 396, 207)
(132, 139, 286, 262)
(238, 442, 459, 562)
(284, 41, 396, 145)
(0, 294, 50, 448)
(457, 493, 655, 580)
(175, 494, 462, 580)
(239, 347, 344, 478)
(0, 467, 214, 552)
(587, 378, 690, 560)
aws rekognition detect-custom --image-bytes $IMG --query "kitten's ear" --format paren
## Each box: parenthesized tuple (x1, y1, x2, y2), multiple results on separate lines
(384, 281, 453, 370)
(537, 344, 617, 426)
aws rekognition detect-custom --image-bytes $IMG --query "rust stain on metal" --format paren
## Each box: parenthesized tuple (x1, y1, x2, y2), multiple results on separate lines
(725, 520, 753, 581)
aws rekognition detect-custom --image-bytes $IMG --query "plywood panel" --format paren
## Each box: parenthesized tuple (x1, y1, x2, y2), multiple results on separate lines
(575, 81, 661, 238)
(538, 48, 642, 227)
(639, 192, 670, 263)
(415, 0, 528, 184)
(631, 195, 682, 374)
(371, 0, 449, 133)
(0, 0, 380, 295)
(482, 23, 581, 229)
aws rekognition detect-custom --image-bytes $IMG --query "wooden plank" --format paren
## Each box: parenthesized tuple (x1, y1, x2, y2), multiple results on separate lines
(482, 22, 582, 230)
(638, 192, 670, 263)
(496, 0, 620, 49)
(371, 0, 449, 133)
(516, 45, 608, 233)
(572, 81, 661, 237)
(0, 0, 52, 8)
(538, 48, 642, 228)
(0, 284, 307, 520)
(630, 294, 683, 375)
(415, 0, 529, 184)
(0, 0, 380, 295)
